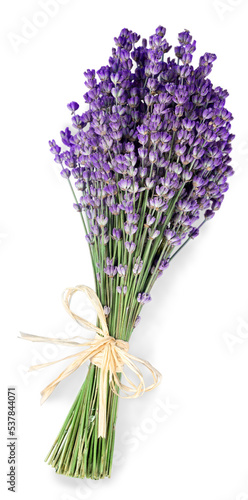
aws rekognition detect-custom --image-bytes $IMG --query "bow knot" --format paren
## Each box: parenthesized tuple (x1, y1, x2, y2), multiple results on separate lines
(20, 285, 162, 438)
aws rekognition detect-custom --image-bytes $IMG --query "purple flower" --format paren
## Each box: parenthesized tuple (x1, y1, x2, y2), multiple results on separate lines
(125, 241, 136, 253)
(126, 213, 139, 224)
(96, 215, 108, 227)
(104, 265, 117, 278)
(109, 204, 121, 216)
(159, 259, 169, 271)
(49, 140, 61, 154)
(133, 259, 143, 275)
(118, 178, 132, 191)
(103, 306, 110, 316)
(145, 215, 156, 227)
(117, 264, 127, 277)
(137, 293, 152, 304)
(164, 229, 181, 246)
(175, 144, 186, 157)
(60, 168, 71, 179)
(193, 176, 206, 189)
(85, 233, 94, 245)
(177, 199, 197, 212)
(148, 198, 168, 212)
(149, 150, 159, 163)
(112, 228, 122, 240)
(67, 101, 79, 113)
(72, 115, 85, 129)
(106, 257, 114, 266)
(189, 228, 200, 239)
(73, 203, 82, 212)
(204, 209, 215, 219)
(134, 315, 141, 328)
(138, 147, 148, 159)
(148, 229, 160, 240)
(181, 170, 192, 182)
(117, 286, 127, 294)
(124, 223, 138, 235)
(91, 224, 100, 236)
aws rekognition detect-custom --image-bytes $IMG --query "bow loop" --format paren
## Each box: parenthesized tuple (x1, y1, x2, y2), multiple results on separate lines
(63, 285, 109, 337)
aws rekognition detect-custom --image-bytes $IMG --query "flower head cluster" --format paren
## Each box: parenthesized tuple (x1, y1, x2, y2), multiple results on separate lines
(49, 26, 234, 337)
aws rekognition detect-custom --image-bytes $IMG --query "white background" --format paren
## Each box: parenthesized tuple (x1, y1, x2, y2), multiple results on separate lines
(1, 1, 248, 499)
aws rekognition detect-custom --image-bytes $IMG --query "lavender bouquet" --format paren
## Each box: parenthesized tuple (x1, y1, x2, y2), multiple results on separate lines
(32, 26, 234, 479)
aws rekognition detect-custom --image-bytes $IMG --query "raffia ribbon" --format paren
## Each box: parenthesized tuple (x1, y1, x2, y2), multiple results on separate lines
(20, 285, 162, 438)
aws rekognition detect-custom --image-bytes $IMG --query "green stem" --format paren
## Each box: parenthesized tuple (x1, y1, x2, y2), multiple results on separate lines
(45, 363, 120, 479)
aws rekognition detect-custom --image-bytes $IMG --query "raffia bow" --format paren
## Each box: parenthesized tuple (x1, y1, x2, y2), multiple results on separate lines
(20, 285, 162, 438)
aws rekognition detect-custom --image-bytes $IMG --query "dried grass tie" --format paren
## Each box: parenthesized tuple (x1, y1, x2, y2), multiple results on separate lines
(20, 285, 162, 438)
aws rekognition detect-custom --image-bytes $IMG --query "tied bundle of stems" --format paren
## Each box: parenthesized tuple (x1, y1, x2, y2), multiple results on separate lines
(46, 25, 234, 479)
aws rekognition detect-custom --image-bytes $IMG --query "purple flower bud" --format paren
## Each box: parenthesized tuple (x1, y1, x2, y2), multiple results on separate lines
(148, 197, 168, 212)
(125, 241, 136, 253)
(192, 146, 204, 160)
(145, 214, 156, 227)
(118, 178, 132, 191)
(75, 179, 84, 191)
(159, 259, 169, 271)
(177, 199, 197, 212)
(182, 119, 195, 131)
(182, 52, 193, 65)
(149, 150, 158, 163)
(126, 213, 140, 224)
(175, 144, 187, 157)
(73, 203, 82, 212)
(137, 293, 152, 304)
(117, 264, 127, 277)
(178, 30, 192, 45)
(104, 235, 110, 245)
(181, 170, 192, 182)
(49, 140, 61, 154)
(202, 108, 213, 120)
(117, 285, 127, 295)
(124, 223, 138, 235)
(133, 259, 143, 275)
(134, 315, 141, 328)
(212, 200, 222, 210)
(204, 209, 215, 219)
(97, 66, 110, 81)
(85, 233, 94, 245)
(91, 224, 100, 236)
(67, 101, 79, 113)
(96, 215, 108, 227)
(148, 229, 160, 240)
(60, 168, 71, 179)
(104, 265, 117, 278)
(189, 228, 200, 239)
(109, 204, 121, 216)
(193, 176, 206, 188)
(112, 228, 122, 240)
(145, 178, 155, 189)
(156, 25, 166, 37)
(103, 306, 110, 316)
(138, 147, 148, 159)
(164, 229, 181, 246)
(199, 52, 217, 66)
(72, 115, 85, 129)
(106, 257, 114, 266)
